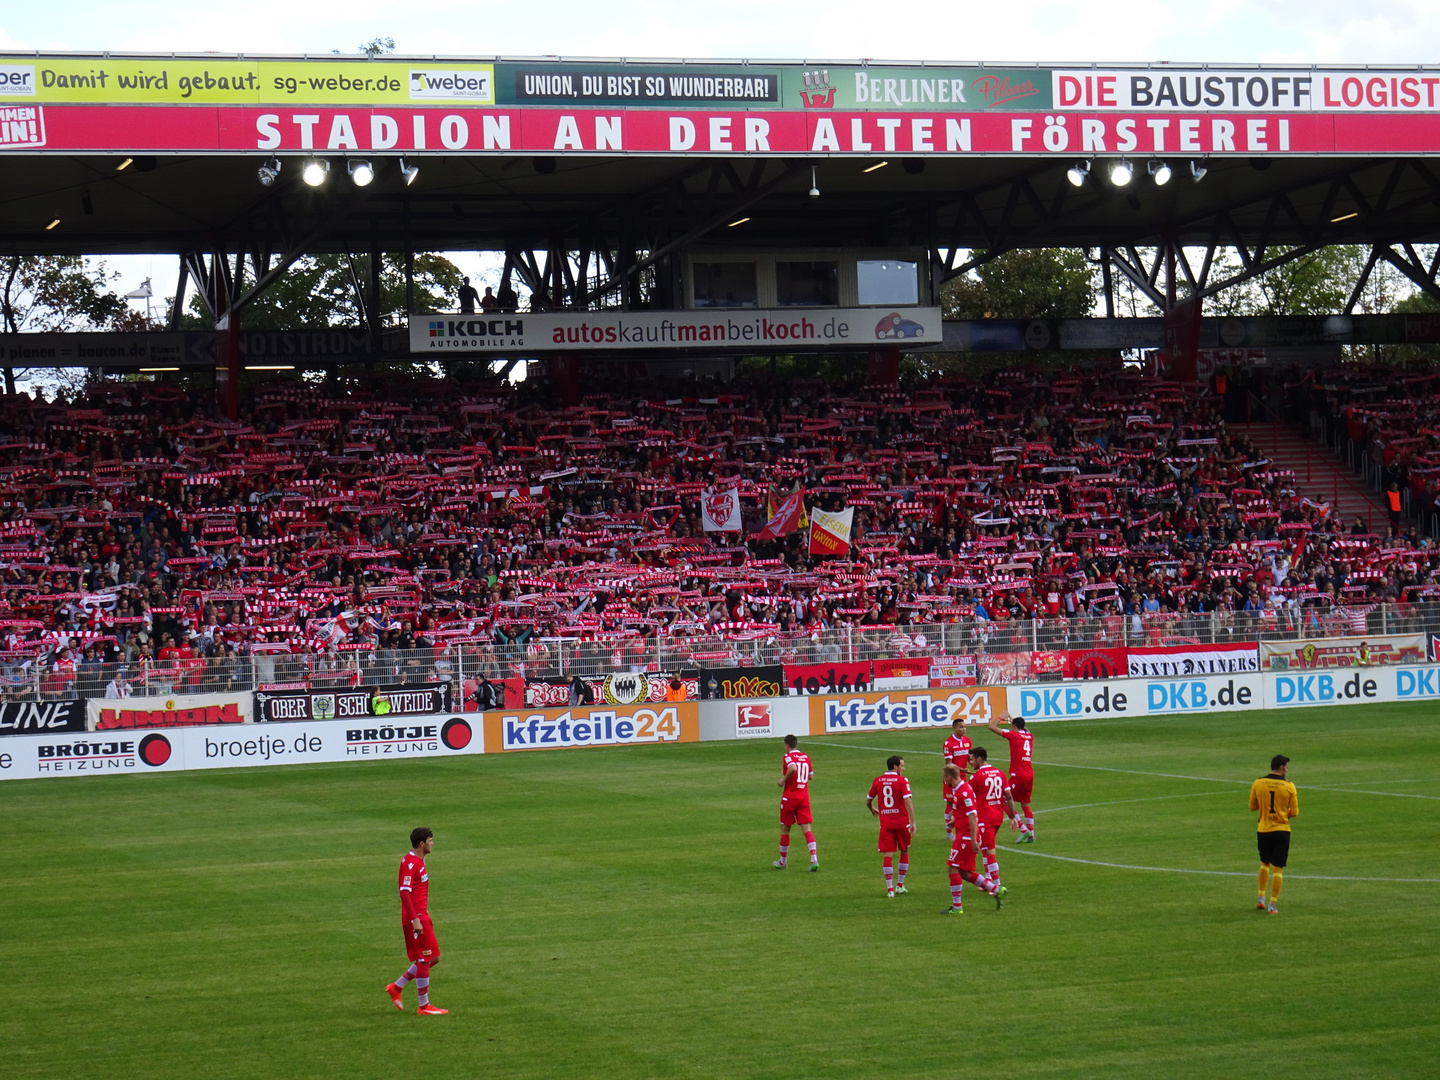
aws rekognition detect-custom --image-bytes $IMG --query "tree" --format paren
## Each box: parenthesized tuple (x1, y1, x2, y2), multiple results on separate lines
(943, 248, 1097, 321)
(181, 252, 467, 329)
(1, 255, 155, 393)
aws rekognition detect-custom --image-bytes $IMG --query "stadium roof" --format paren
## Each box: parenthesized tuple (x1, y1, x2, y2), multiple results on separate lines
(2, 53, 1440, 291)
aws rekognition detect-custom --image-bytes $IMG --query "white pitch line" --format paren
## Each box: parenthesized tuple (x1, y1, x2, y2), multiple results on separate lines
(1001, 847, 1440, 883)
(810, 740, 1440, 800)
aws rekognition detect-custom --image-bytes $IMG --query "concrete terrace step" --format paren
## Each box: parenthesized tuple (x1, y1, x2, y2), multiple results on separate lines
(1228, 421, 1390, 529)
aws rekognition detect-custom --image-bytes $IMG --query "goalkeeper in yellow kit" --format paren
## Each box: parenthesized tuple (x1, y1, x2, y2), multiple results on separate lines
(1249, 754, 1298, 914)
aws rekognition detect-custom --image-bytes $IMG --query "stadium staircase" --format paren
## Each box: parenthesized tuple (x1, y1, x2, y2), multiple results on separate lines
(1229, 420, 1391, 531)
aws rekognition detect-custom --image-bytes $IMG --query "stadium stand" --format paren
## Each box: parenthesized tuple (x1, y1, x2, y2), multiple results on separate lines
(2, 360, 1438, 704)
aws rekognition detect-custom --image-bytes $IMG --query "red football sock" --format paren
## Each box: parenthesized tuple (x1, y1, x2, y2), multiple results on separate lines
(948, 870, 963, 908)
(778, 835, 789, 862)
(897, 858, 908, 885)
(965, 870, 996, 895)
(395, 962, 418, 988)
(803, 830, 816, 859)
(882, 855, 894, 890)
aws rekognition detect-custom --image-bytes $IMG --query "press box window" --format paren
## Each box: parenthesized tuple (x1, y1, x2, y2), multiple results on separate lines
(776, 261, 839, 307)
(692, 262, 758, 308)
(857, 260, 919, 306)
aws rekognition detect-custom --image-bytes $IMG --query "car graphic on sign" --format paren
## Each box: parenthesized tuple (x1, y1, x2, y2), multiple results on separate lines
(875, 312, 925, 339)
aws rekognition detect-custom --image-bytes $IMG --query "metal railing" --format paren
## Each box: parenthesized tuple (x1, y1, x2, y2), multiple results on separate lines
(6, 603, 1437, 705)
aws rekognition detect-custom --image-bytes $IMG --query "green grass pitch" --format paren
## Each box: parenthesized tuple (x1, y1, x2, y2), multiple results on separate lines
(3, 703, 1437, 1079)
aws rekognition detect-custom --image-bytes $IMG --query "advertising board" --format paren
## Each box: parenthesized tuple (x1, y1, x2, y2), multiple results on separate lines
(0, 714, 483, 781)
(1008, 673, 1263, 720)
(484, 702, 699, 751)
(1260, 635, 1425, 671)
(0, 700, 86, 736)
(87, 692, 253, 731)
(808, 687, 1002, 734)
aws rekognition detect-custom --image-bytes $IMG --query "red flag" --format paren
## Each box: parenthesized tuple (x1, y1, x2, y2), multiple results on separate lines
(753, 490, 805, 540)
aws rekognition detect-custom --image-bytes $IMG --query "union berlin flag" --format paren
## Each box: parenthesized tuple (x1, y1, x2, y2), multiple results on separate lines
(701, 485, 743, 532)
(753, 489, 807, 540)
(808, 507, 854, 556)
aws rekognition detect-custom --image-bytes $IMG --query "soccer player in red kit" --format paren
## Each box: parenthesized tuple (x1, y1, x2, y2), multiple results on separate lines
(990, 711, 1036, 842)
(942, 764, 1005, 913)
(385, 827, 448, 1015)
(942, 716, 973, 841)
(969, 747, 1020, 889)
(866, 755, 915, 897)
(774, 733, 819, 871)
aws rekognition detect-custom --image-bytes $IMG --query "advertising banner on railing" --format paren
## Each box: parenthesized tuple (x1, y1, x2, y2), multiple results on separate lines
(484, 702, 698, 751)
(254, 682, 451, 723)
(1259, 634, 1425, 671)
(698, 666, 785, 700)
(87, 692, 252, 731)
(1032, 648, 1127, 679)
(0, 713, 484, 781)
(0, 700, 86, 736)
(410, 308, 942, 355)
(1127, 642, 1259, 677)
(808, 687, 1002, 734)
(784, 662, 872, 695)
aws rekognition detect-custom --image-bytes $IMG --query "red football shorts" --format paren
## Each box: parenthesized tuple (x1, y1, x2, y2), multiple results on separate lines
(977, 820, 999, 850)
(877, 825, 911, 853)
(947, 838, 978, 873)
(1009, 770, 1034, 803)
(780, 796, 813, 826)
(404, 914, 440, 964)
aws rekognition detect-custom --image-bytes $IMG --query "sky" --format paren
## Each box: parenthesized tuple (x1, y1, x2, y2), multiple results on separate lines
(6, 0, 1440, 315)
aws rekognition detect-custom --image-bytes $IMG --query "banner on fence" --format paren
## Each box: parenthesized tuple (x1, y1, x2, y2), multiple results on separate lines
(1127, 642, 1259, 677)
(0, 714, 484, 781)
(784, 662, 872, 695)
(524, 673, 696, 707)
(254, 682, 451, 723)
(1260, 634, 1425, 671)
(88, 692, 253, 731)
(0, 700, 86, 736)
(808, 687, 1002, 733)
(872, 657, 930, 690)
(929, 655, 977, 687)
(698, 665, 785, 699)
(977, 652, 1036, 684)
(485, 702, 699, 751)
(1064, 647, 1128, 679)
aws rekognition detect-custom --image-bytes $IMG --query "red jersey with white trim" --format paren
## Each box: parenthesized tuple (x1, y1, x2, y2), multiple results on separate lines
(782, 750, 813, 797)
(945, 778, 980, 828)
(1000, 728, 1035, 775)
(970, 764, 1011, 826)
(868, 771, 912, 828)
(398, 852, 430, 922)
(943, 732, 972, 771)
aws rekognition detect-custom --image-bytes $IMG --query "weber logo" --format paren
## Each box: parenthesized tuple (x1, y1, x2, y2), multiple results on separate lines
(0, 66, 35, 96)
(409, 69, 492, 102)
(0, 106, 44, 147)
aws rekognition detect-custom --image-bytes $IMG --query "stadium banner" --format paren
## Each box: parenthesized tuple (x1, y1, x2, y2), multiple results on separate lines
(930, 655, 977, 687)
(808, 687, 1002, 734)
(0, 714, 484, 781)
(254, 682, 451, 723)
(1127, 642, 1259, 678)
(1428, 631, 1440, 662)
(698, 666, 785, 700)
(1259, 634, 1425, 671)
(409, 308, 942, 354)
(87, 692, 252, 731)
(483, 702, 698, 752)
(17, 103, 1440, 156)
(1009, 673, 1263, 720)
(784, 661, 872, 695)
(1063, 647, 1128, 679)
(0, 699, 86, 736)
(523, 673, 696, 707)
(872, 656, 930, 690)
(1050, 69, 1440, 113)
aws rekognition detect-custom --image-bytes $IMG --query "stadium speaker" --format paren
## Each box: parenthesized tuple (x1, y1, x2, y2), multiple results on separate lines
(901, 158, 925, 175)
(533, 156, 557, 174)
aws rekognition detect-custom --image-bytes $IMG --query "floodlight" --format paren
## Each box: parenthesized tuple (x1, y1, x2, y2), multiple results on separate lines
(348, 159, 375, 187)
(1066, 160, 1090, 187)
(257, 158, 281, 186)
(302, 159, 330, 187)
(399, 157, 419, 186)
(1109, 159, 1134, 187)
(1190, 160, 1208, 182)
(1149, 160, 1173, 186)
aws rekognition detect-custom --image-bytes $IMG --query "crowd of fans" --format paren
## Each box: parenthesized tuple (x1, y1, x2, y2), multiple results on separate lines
(2, 358, 1438, 699)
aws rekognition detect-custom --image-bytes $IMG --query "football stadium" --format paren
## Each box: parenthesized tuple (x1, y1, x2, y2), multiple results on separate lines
(1, 50, 1438, 1078)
